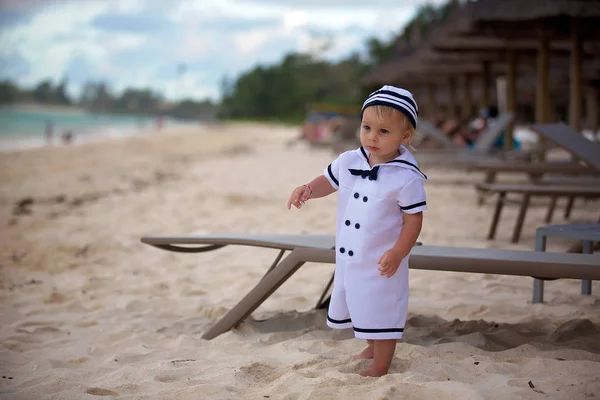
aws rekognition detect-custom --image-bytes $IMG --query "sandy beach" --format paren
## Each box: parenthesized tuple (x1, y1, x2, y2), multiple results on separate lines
(1, 123, 599, 400)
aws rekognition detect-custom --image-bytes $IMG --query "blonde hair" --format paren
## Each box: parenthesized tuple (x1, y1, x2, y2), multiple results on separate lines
(368, 105, 420, 149)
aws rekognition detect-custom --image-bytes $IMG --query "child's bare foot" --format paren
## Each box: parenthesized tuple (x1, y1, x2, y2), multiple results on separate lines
(353, 344, 374, 360)
(359, 365, 388, 377)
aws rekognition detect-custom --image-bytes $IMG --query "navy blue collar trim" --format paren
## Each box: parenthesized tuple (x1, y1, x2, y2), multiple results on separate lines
(359, 146, 427, 179)
(387, 160, 427, 179)
(360, 146, 369, 161)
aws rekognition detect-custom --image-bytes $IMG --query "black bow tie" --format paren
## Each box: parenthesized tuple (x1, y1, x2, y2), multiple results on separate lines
(349, 166, 379, 181)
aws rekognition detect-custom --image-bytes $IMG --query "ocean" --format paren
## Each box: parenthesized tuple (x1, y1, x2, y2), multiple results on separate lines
(0, 106, 182, 151)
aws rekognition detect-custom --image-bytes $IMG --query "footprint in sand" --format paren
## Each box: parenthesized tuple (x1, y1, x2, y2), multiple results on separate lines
(68, 357, 89, 366)
(85, 388, 119, 397)
(297, 370, 319, 378)
(154, 374, 177, 383)
(237, 362, 284, 384)
(291, 359, 323, 378)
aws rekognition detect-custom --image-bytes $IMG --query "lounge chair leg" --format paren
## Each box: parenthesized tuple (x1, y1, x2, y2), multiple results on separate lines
(581, 240, 593, 295)
(545, 196, 557, 223)
(478, 172, 496, 205)
(262, 249, 286, 278)
(564, 197, 575, 219)
(315, 272, 334, 309)
(512, 194, 531, 243)
(582, 280, 592, 296)
(202, 247, 335, 340)
(488, 192, 506, 240)
(533, 279, 544, 304)
(533, 231, 546, 304)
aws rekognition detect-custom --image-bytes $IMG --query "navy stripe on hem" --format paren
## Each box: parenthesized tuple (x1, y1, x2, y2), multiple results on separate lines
(327, 164, 339, 186)
(328, 315, 405, 334)
(400, 201, 426, 211)
(327, 315, 351, 324)
(353, 327, 404, 333)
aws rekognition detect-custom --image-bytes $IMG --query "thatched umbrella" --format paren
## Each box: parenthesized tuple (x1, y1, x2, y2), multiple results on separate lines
(463, 0, 600, 132)
(361, 40, 565, 121)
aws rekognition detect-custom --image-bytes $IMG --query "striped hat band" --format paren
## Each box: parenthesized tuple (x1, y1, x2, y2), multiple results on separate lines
(361, 85, 419, 129)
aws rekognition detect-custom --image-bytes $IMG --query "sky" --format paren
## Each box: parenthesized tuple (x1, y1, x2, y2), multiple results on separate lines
(0, 0, 445, 101)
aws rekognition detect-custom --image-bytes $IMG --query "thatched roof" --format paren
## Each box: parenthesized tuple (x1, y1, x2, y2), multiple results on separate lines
(361, 44, 572, 86)
(463, 0, 600, 40)
(361, 0, 600, 89)
(431, 35, 599, 55)
(467, 0, 600, 22)
(427, 0, 600, 48)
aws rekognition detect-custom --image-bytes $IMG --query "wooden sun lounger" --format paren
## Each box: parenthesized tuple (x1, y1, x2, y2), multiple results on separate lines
(465, 160, 594, 176)
(535, 177, 600, 222)
(466, 123, 600, 201)
(142, 234, 336, 340)
(467, 161, 596, 205)
(140, 234, 600, 339)
(475, 183, 600, 243)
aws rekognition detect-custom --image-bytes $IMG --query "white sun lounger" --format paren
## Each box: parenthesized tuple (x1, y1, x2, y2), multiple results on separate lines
(141, 234, 600, 339)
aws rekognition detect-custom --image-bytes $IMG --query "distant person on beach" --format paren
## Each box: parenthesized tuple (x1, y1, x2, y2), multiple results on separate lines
(45, 121, 53, 145)
(62, 130, 74, 144)
(287, 85, 427, 377)
(156, 116, 166, 130)
(457, 106, 507, 148)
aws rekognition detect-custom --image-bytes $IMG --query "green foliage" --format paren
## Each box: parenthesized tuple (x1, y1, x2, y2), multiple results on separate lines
(2, 78, 216, 121)
(219, 52, 366, 121)
(170, 99, 215, 120)
(113, 88, 163, 113)
(0, 80, 20, 104)
(402, 1, 457, 43)
(80, 82, 113, 111)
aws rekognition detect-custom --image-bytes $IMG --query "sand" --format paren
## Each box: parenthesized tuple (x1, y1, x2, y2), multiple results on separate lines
(1, 122, 599, 400)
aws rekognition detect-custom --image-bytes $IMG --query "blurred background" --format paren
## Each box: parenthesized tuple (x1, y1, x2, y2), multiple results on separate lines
(0, 0, 450, 148)
(1, 0, 599, 151)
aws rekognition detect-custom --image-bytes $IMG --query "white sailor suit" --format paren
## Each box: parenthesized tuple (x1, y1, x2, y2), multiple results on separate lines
(324, 145, 427, 340)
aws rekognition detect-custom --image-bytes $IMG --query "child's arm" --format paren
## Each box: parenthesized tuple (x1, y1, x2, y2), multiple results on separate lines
(287, 175, 336, 209)
(378, 212, 423, 277)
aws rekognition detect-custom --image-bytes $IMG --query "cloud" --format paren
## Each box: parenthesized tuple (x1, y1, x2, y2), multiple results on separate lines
(0, 9, 33, 28)
(91, 11, 175, 33)
(0, 0, 64, 9)
(232, 29, 272, 57)
(0, 0, 76, 28)
(0, 50, 31, 78)
(199, 16, 280, 32)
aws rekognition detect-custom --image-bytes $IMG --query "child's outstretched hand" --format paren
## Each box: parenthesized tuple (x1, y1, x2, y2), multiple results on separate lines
(287, 185, 312, 209)
(378, 249, 404, 278)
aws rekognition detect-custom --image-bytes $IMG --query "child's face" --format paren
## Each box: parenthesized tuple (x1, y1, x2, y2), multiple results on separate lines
(360, 106, 412, 162)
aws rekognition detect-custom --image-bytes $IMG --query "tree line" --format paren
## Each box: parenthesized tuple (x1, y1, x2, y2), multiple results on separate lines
(0, 79, 215, 121)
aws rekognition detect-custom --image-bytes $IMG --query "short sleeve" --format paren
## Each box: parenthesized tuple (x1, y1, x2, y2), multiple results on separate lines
(324, 153, 343, 190)
(396, 176, 427, 214)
